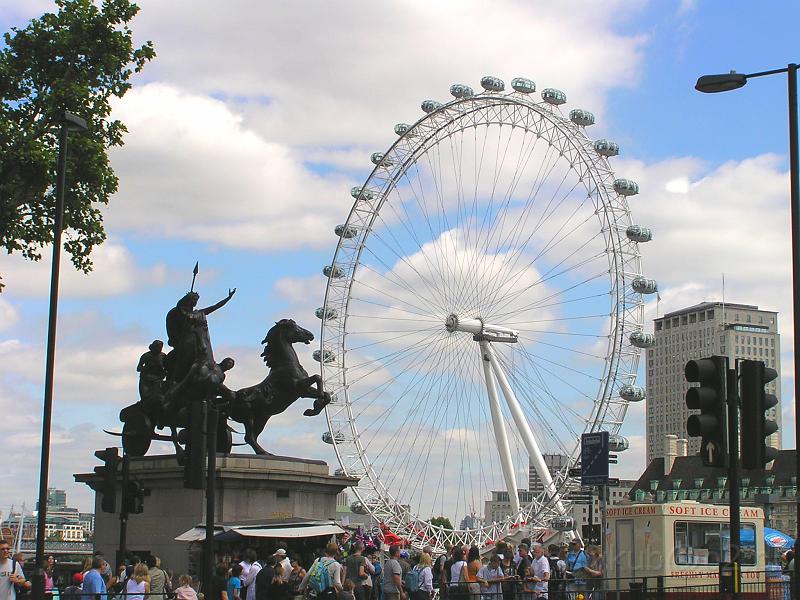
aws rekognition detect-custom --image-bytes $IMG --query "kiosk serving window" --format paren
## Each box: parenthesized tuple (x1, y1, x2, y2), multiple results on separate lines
(674, 521, 756, 565)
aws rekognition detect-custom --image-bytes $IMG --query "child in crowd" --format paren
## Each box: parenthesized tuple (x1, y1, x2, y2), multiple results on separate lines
(177, 574, 198, 600)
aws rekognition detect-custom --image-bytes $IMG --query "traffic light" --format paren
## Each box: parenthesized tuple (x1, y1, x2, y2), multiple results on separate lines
(685, 356, 728, 467)
(740, 359, 779, 469)
(183, 400, 206, 489)
(124, 481, 146, 514)
(94, 447, 120, 513)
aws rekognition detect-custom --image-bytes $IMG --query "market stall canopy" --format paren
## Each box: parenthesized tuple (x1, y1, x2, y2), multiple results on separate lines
(175, 518, 345, 542)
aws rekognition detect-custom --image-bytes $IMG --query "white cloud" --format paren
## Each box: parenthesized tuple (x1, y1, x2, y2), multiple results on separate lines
(0, 298, 19, 331)
(132, 0, 648, 147)
(0, 241, 170, 298)
(107, 84, 351, 250)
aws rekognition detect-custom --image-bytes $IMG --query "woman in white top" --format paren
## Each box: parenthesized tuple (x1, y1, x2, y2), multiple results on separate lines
(413, 553, 434, 600)
(448, 547, 469, 599)
(126, 563, 151, 600)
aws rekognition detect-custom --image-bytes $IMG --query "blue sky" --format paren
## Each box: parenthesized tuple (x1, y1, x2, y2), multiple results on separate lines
(0, 0, 798, 523)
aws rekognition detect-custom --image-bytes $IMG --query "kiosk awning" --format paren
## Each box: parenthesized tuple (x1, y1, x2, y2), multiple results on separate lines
(175, 521, 344, 542)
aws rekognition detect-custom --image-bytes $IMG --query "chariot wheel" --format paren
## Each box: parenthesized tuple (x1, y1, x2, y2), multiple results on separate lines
(217, 417, 233, 454)
(122, 409, 154, 457)
(318, 76, 654, 549)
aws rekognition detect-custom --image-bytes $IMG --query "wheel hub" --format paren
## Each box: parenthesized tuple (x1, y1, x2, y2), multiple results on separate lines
(445, 313, 519, 342)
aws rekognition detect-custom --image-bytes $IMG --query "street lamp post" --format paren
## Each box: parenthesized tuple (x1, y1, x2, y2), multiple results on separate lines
(696, 63, 799, 597)
(32, 111, 88, 600)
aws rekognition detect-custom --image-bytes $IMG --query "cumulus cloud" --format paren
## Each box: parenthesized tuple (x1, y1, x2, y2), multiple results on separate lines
(131, 0, 647, 147)
(0, 241, 171, 298)
(106, 84, 351, 250)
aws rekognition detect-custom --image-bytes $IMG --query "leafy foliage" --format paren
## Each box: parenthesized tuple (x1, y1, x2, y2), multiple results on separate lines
(429, 516, 454, 530)
(0, 0, 155, 286)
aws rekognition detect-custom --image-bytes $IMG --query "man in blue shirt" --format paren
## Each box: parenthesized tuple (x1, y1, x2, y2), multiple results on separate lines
(565, 539, 588, 597)
(82, 557, 108, 600)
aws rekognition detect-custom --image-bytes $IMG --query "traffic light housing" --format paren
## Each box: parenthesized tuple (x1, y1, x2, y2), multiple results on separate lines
(94, 447, 120, 513)
(124, 481, 146, 514)
(183, 400, 206, 489)
(685, 356, 728, 468)
(740, 359, 779, 469)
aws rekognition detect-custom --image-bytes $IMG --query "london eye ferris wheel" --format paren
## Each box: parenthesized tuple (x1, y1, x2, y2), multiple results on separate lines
(315, 75, 655, 550)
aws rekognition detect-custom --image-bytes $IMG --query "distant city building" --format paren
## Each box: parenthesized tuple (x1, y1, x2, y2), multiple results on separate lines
(3, 489, 93, 544)
(571, 480, 637, 528)
(646, 302, 781, 463)
(483, 481, 635, 528)
(529, 454, 569, 494)
(460, 513, 482, 530)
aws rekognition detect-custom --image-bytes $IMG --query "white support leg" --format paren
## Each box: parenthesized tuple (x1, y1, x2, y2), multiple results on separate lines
(483, 342, 569, 517)
(479, 341, 520, 516)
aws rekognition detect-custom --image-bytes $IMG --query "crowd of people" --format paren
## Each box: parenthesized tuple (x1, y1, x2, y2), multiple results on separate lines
(0, 540, 197, 600)
(211, 536, 603, 600)
(2, 534, 605, 600)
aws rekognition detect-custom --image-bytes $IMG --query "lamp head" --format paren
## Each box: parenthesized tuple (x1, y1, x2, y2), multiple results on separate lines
(63, 111, 88, 131)
(695, 71, 747, 93)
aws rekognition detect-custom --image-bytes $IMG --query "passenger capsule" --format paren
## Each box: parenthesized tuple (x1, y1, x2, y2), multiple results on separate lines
(620, 385, 646, 402)
(629, 331, 656, 348)
(632, 276, 658, 295)
(625, 225, 653, 243)
(321, 431, 345, 444)
(315, 306, 338, 320)
(371, 152, 394, 167)
(609, 434, 630, 452)
(594, 139, 620, 157)
(511, 77, 536, 93)
(334, 467, 346, 476)
(350, 501, 368, 515)
(421, 100, 443, 113)
(613, 178, 640, 196)
(394, 123, 411, 136)
(450, 84, 474, 98)
(323, 264, 344, 279)
(335, 224, 357, 239)
(542, 88, 567, 105)
(351, 187, 375, 201)
(569, 109, 595, 127)
(313, 349, 335, 364)
(551, 516, 575, 531)
(480, 75, 505, 92)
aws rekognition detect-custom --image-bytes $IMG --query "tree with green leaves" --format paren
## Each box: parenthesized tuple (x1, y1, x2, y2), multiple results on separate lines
(0, 0, 155, 289)
(429, 516, 454, 530)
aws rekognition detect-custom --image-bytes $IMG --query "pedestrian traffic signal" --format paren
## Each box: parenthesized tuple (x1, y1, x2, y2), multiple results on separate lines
(740, 359, 779, 469)
(183, 400, 206, 489)
(685, 356, 728, 468)
(124, 481, 146, 514)
(94, 447, 119, 513)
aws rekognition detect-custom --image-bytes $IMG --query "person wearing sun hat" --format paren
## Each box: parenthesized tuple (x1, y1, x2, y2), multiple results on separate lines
(274, 550, 291, 577)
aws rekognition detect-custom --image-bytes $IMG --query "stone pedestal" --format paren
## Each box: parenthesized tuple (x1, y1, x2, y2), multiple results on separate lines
(75, 453, 357, 575)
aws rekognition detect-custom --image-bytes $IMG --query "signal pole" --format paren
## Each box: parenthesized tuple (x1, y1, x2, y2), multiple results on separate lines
(726, 366, 741, 600)
(117, 455, 130, 570)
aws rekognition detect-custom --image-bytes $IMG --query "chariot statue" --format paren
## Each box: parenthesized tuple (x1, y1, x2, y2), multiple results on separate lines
(116, 264, 331, 458)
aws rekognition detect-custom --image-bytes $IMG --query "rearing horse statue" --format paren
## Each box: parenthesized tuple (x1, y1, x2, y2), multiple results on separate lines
(229, 319, 331, 454)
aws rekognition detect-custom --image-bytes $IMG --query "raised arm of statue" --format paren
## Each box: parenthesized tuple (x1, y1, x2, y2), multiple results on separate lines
(202, 288, 236, 315)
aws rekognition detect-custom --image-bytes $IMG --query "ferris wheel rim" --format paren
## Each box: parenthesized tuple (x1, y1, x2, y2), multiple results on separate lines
(318, 84, 646, 548)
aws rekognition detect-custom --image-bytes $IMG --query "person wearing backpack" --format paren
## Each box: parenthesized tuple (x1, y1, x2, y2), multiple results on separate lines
(299, 543, 342, 600)
(545, 546, 563, 600)
(416, 553, 434, 600)
(343, 542, 372, 600)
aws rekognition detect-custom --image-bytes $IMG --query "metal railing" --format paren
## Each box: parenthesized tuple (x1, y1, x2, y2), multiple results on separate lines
(429, 571, 794, 599)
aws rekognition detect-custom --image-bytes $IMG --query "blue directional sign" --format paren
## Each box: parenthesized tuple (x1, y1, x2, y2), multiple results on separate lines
(581, 431, 610, 486)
